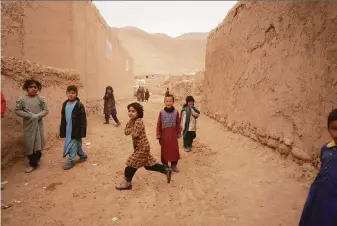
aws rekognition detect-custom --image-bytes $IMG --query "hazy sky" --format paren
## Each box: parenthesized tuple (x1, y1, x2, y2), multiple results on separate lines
(93, 1, 237, 37)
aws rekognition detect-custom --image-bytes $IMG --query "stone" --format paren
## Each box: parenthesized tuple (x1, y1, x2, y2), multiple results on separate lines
(283, 137, 294, 146)
(291, 147, 313, 162)
(267, 138, 279, 149)
(278, 144, 291, 155)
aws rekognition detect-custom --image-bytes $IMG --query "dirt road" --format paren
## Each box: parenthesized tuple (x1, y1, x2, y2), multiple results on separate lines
(1, 95, 313, 226)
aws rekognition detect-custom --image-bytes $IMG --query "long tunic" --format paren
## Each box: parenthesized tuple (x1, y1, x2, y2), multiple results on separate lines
(299, 140, 337, 226)
(103, 93, 117, 115)
(63, 101, 83, 157)
(125, 119, 157, 168)
(181, 105, 200, 137)
(15, 95, 49, 155)
(156, 108, 181, 162)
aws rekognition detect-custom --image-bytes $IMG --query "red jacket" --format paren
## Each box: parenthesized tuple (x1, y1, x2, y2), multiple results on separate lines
(1, 92, 6, 117)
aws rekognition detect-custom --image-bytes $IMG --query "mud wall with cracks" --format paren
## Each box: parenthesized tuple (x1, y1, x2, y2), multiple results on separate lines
(1, 1, 133, 101)
(168, 71, 205, 106)
(203, 2, 337, 165)
(1, 57, 101, 168)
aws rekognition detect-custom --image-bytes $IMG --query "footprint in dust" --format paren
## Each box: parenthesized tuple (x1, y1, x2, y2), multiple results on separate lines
(45, 182, 63, 192)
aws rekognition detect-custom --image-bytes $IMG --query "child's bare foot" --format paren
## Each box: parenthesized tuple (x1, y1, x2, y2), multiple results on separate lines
(165, 168, 173, 183)
(115, 122, 121, 127)
(103, 121, 109, 124)
(115, 180, 132, 190)
(25, 166, 36, 173)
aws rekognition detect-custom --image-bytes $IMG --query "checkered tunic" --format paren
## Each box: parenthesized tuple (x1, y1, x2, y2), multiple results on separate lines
(125, 118, 157, 168)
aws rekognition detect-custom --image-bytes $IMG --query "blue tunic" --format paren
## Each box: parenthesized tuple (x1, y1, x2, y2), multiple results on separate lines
(63, 101, 83, 157)
(299, 140, 337, 226)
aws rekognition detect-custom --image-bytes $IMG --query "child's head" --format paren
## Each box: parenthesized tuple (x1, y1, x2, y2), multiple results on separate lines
(186, 96, 195, 106)
(127, 102, 144, 119)
(23, 79, 42, 96)
(66, 85, 78, 101)
(328, 108, 337, 142)
(106, 86, 113, 94)
(164, 94, 175, 108)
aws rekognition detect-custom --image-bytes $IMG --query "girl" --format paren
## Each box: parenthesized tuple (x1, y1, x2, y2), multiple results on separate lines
(156, 95, 181, 173)
(181, 96, 200, 152)
(103, 86, 121, 126)
(116, 102, 172, 190)
(299, 108, 337, 226)
(60, 85, 88, 170)
(15, 79, 49, 173)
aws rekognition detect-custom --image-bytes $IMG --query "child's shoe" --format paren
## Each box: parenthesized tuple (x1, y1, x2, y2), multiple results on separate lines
(63, 162, 75, 170)
(115, 180, 132, 190)
(184, 147, 191, 152)
(25, 166, 36, 173)
(78, 156, 88, 163)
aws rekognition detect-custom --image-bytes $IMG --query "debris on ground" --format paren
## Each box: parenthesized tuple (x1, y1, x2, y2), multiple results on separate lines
(45, 182, 63, 192)
(111, 217, 119, 222)
(1, 203, 13, 209)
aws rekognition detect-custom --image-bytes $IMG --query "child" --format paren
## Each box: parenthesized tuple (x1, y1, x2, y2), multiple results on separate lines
(1, 92, 6, 118)
(145, 89, 150, 102)
(116, 102, 172, 190)
(156, 94, 181, 173)
(60, 85, 88, 170)
(103, 86, 121, 126)
(165, 88, 170, 97)
(181, 96, 200, 152)
(15, 79, 49, 173)
(299, 108, 337, 226)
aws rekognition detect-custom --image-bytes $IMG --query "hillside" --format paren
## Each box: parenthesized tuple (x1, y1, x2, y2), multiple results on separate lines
(111, 27, 207, 75)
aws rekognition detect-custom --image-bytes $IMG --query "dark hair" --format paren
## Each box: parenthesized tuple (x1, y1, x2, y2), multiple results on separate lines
(186, 96, 195, 103)
(183, 95, 195, 107)
(165, 94, 175, 102)
(22, 79, 42, 91)
(127, 102, 144, 118)
(67, 85, 78, 95)
(106, 86, 113, 93)
(328, 108, 337, 129)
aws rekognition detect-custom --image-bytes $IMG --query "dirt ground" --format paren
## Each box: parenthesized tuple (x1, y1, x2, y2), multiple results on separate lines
(1, 95, 312, 226)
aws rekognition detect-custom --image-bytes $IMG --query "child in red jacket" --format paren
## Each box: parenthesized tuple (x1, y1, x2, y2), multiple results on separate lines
(1, 92, 6, 118)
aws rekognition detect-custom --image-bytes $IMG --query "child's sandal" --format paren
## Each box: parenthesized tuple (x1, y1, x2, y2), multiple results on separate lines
(115, 181, 132, 190)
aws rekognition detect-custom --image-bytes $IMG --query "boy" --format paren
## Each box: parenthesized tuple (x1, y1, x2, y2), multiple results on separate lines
(156, 94, 181, 172)
(299, 108, 337, 226)
(15, 79, 49, 173)
(145, 89, 150, 102)
(181, 96, 200, 152)
(60, 85, 88, 170)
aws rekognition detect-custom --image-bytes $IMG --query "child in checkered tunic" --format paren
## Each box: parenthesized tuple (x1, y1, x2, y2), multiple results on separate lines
(116, 102, 173, 190)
